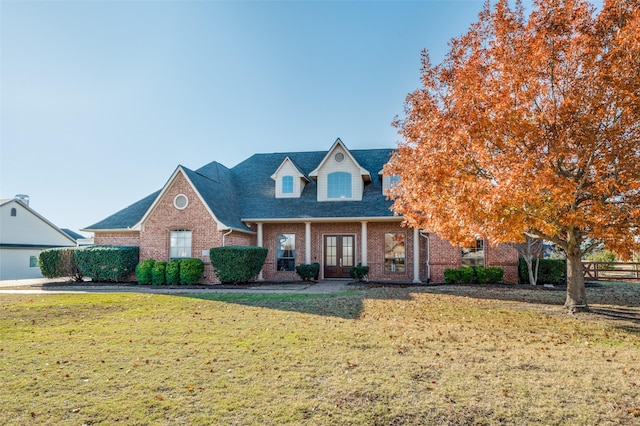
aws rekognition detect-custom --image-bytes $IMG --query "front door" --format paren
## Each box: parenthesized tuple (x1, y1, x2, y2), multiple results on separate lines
(324, 235, 355, 278)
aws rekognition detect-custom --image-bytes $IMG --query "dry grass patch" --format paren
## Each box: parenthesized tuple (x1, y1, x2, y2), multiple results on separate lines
(0, 283, 639, 425)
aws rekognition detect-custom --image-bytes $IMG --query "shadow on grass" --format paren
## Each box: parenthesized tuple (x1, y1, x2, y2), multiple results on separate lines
(185, 288, 415, 319)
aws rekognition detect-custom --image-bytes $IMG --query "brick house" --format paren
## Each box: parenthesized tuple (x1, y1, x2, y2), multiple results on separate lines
(83, 139, 518, 283)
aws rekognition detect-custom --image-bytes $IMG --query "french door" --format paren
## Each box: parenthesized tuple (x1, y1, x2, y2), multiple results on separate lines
(324, 235, 354, 278)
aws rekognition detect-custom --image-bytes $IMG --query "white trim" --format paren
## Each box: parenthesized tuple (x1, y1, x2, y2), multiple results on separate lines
(173, 194, 189, 210)
(244, 216, 402, 224)
(309, 138, 371, 182)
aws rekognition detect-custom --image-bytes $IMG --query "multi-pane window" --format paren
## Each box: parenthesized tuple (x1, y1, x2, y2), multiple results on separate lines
(461, 240, 484, 267)
(327, 172, 352, 199)
(170, 230, 192, 258)
(29, 255, 38, 268)
(282, 176, 294, 194)
(384, 233, 405, 272)
(276, 233, 296, 271)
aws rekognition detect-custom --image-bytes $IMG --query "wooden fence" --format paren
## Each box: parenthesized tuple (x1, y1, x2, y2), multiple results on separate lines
(583, 262, 640, 281)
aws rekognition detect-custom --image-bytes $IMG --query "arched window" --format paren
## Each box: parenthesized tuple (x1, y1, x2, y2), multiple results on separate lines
(10, 208, 17, 217)
(282, 176, 294, 194)
(327, 172, 352, 199)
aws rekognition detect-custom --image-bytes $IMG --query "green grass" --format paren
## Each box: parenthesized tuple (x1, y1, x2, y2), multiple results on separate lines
(1, 283, 639, 425)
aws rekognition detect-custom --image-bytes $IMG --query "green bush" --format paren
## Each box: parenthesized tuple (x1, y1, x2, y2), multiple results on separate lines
(475, 266, 488, 284)
(518, 258, 566, 285)
(39, 248, 83, 282)
(166, 259, 181, 285)
(135, 259, 155, 285)
(179, 258, 205, 285)
(295, 263, 320, 281)
(460, 267, 475, 284)
(444, 268, 460, 284)
(486, 266, 504, 284)
(349, 263, 369, 282)
(75, 246, 139, 282)
(152, 260, 167, 285)
(209, 246, 268, 284)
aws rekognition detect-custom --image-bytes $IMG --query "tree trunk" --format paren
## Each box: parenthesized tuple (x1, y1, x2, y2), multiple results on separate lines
(564, 242, 589, 313)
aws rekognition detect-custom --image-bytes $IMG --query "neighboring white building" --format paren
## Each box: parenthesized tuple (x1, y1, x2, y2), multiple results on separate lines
(0, 195, 77, 280)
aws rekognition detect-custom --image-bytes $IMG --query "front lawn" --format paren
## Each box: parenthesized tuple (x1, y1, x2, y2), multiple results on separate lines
(1, 283, 639, 425)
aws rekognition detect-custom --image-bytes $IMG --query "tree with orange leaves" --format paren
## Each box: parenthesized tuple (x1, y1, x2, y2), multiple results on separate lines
(385, 0, 640, 312)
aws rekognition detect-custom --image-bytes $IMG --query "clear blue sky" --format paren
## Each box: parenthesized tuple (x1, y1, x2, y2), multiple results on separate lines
(2, 0, 514, 234)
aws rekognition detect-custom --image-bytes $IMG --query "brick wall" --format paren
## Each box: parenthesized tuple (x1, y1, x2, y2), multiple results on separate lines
(94, 232, 140, 247)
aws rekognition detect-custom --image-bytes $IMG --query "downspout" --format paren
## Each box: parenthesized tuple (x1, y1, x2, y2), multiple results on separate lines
(420, 230, 430, 283)
(222, 229, 233, 247)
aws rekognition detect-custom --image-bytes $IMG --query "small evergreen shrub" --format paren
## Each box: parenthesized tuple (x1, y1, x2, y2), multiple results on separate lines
(209, 246, 268, 284)
(349, 263, 369, 282)
(180, 258, 205, 285)
(295, 263, 320, 281)
(459, 267, 475, 284)
(166, 259, 181, 285)
(75, 246, 139, 282)
(39, 248, 83, 282)
(152, 260, 167, 285)
(486, 266, 504, 283)
(444, 268, 461, 284)
(475, 266, 488, 284)
(135, 259, 155, 285)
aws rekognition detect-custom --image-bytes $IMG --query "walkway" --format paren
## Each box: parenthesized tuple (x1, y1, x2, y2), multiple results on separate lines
(0, 278, 351, 295)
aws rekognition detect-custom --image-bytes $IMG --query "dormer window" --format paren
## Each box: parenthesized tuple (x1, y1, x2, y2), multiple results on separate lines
(380, 171, 401, 195)
(282, 176, 294, 194)
(328, 172, 352, 199)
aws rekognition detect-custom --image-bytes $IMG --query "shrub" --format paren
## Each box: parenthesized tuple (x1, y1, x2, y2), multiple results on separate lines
(209, 246, 268, 284)
(444, 268, 461, 284)
(349, 263, 369, 282)
(75, 246, 139, 282)
(166, 259, 181, 285)
(180, 258, 205, 285)
(518, 258, 566, 285)
(39, 248, 83, 282)
(486, 266, 504, 284)
(475, 266, 488, 284)
(295, 263, 320, 281)
(459, 267, 475, 284)
(135, 259, 155, 285)
(152, 260, 167, 285)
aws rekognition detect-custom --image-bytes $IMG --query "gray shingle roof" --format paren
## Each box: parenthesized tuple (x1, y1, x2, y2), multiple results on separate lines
(84, 147, 396, 231)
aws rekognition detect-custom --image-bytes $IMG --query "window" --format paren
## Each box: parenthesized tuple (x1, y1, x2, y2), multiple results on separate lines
(10, 208, 17, 217)
(461, 240, 484, 267)
(282, 176, 294, 194)
(170, 230, 192, 258)
(384, 233, 405, 272)
(276, 233, 295, 271)
(174, 194, 188, 210)
(327, 172, 352, 199)
(29, 256, 38, 268)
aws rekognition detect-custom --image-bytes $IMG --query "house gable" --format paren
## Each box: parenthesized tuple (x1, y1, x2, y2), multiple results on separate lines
(309, 139, 372, 202)
(0, 199, 76, 247)
(270, 156, 309, 198)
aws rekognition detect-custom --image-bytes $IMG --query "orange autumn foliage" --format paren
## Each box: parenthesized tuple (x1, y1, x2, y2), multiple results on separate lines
(386, 0, 640, 311)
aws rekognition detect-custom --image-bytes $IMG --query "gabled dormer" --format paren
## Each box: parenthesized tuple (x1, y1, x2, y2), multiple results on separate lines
(379, 168, 400, 196)
(271, 156, 309, 198)
(309, 138, 371, 202)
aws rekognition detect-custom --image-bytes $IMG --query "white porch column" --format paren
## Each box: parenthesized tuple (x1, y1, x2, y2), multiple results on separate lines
(413, 227, 421, 283)
(257, 222, 264, 281)
(361, 221, 368, 266)
(305, 222, 311, 264)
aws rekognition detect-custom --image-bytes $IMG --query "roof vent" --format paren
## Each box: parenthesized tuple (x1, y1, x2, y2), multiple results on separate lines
(15, 194, 30, 206)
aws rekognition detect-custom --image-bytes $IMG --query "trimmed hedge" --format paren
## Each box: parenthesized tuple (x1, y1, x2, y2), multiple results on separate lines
(179, 258, 204, 285)
(209, 246, 268, 284)
(444, 266, 503, 284)
(39, 248, 83, 282)
(518, 258, 566, 285)
(135, 259, 155, 285)
(166, 259, 181, 285)
(152, 260, 167, 285)
(349, 263, 369, 282)
(75, 246, 139, 282)
(295, 263, 320, 281)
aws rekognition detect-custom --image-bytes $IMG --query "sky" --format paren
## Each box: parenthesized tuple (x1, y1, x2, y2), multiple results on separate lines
(2, 0, 507, 235)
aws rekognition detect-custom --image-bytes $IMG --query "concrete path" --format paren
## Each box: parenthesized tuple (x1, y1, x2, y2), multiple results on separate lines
(0, 278, 351, 295)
